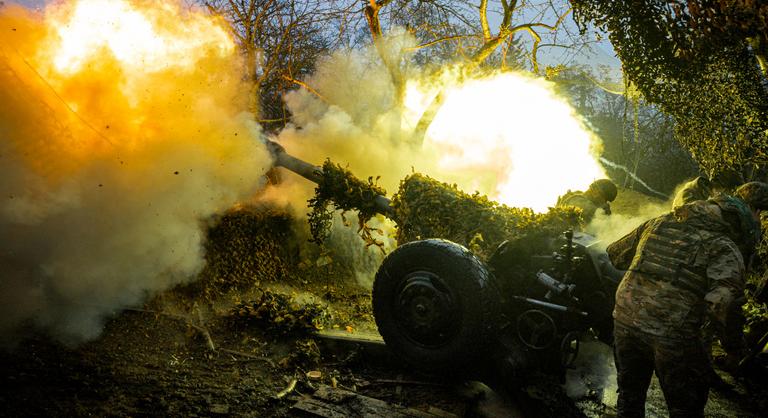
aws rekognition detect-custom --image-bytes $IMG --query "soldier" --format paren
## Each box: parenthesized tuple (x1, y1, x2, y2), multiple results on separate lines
(606, 181, 768, 418)
(557, 178, 618, 222)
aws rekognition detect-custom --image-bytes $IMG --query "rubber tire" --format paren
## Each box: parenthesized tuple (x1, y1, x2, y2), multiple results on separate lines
(372, 239, 500, 374)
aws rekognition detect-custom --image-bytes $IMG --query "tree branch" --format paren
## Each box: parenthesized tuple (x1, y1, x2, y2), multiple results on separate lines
(281, 75, 328, 103)
(479, 0, 491, 42)
(404, 35, 476, 52)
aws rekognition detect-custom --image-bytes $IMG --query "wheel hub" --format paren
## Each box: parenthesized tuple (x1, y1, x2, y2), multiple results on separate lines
(516, 309, 557, 350)
(395, 272, 459, 347)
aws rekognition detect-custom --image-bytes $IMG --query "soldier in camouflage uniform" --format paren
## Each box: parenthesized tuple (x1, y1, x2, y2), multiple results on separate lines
(606, 181, 768, 418)
(672, 176, 729, 388)
(557, 179, 618, 222)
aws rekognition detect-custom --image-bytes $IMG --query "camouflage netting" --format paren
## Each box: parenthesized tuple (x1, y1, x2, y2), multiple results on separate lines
(391, 173, 582, 261)
(228, 290, 326, 335)
(188, 205, 298, 299)
(307, 159, 386, 247)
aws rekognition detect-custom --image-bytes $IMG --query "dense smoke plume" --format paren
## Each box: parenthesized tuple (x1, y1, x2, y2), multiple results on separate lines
(0, 1, 270, 344)
(586, 203, 669, 250)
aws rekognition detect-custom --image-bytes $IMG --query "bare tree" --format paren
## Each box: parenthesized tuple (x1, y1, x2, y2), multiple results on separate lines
(199, 0, 345, 130)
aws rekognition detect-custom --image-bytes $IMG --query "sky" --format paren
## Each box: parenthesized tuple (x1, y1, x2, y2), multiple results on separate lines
(14, 0, 45, 8)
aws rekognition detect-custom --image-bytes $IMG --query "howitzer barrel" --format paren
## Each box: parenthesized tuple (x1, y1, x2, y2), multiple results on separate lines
(265, 139, 394, 217)
(266, 139, 323, 183)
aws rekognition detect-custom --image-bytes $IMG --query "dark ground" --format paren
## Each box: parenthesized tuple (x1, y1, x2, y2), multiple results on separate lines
(2, 286, 765, 417)
(0, 285, 486, 417)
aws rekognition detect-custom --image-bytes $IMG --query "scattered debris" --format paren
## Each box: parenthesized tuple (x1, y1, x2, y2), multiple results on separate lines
(280, 338, 321, 368)
(274, 378, 298, 400)
(368, 379, 449, 388)
(124, 307, 216, 352)
(291, 385, 458, 418)
(219, 348, 276, 367)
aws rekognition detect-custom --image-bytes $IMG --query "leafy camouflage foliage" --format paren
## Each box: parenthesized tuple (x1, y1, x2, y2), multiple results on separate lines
(743, 297, 768, 343)
(743, 268, 768, 357)
(185, 201, 374, 307)
(187, 205, 297, 300)
(307, 159, 387, 246)
(391, 173, 582, 260)
(304, 166, 581, 261)
(572, 1, 768, 181)
(229, 290, 326, 335)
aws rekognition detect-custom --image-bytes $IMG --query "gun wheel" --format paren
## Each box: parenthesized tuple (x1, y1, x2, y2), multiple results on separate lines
(373, 239, 500, 374)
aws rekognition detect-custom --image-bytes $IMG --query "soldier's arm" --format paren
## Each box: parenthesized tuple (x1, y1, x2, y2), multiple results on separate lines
(563, 195, 598, 221)
(601, 202, 612, 215)
(704, 237, 747, 354)
(605, 219, 652, 270)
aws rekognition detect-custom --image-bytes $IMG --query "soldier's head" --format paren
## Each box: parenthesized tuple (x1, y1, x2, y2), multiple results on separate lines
(711, 194, 762, 256)
(735, 181, 768, 215)
(585, 179, 618, 205)
(693, 176, 712, 194)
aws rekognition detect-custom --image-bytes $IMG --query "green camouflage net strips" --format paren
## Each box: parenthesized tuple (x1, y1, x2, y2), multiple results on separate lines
(307, 159, 386, 247)
(391, 173, 582, 260)
(188, 206, 296, 300)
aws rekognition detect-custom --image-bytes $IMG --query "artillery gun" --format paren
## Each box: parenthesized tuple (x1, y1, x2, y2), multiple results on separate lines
(267, 140, 624, 382)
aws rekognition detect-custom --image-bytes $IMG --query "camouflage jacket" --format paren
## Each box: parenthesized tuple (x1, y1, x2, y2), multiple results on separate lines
(607, 201, 746, 347)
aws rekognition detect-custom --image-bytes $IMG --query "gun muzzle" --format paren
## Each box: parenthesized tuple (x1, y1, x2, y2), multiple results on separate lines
(265, 139, 394, 217)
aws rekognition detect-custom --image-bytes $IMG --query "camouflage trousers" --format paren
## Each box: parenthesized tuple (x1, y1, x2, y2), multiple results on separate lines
(613, 323, 709, 418)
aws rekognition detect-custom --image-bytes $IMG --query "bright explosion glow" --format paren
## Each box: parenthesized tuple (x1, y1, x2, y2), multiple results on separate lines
(414, 73, 605, 212)
(48, 0, 234, 74)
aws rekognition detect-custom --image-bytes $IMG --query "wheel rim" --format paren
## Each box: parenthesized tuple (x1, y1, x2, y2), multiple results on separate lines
(516, 309, 557, 349)
(394, 271, 460, 348)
